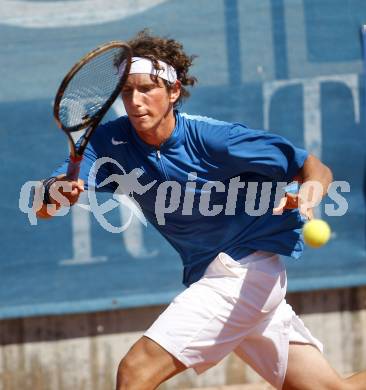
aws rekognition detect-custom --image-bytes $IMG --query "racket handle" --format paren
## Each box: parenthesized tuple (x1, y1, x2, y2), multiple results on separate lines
(66, 156, 83, 181)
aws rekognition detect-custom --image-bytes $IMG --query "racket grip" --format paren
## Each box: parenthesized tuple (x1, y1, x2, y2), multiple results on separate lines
(66, 156, 83, 181)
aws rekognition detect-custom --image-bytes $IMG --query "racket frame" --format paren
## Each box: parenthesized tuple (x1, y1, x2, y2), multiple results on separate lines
(53, 41, 132, 172)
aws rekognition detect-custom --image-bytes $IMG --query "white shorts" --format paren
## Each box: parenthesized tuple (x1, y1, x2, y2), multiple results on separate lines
(144, 251, 323, 390)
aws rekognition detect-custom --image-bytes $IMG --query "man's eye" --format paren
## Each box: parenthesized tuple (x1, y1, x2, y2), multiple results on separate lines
(140, 86, 152, 93)
(122, 89, 132, 95)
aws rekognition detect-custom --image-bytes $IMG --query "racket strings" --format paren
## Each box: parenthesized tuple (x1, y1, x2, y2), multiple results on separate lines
(58, 47, 129, 129)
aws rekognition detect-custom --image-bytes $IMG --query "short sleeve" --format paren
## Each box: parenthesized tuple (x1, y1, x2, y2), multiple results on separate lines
(224, 124, 308, 181)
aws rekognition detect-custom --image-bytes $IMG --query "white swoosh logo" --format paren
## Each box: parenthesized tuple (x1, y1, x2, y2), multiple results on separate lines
(0, 0, 168, 29)
(111, 137, 128, 146)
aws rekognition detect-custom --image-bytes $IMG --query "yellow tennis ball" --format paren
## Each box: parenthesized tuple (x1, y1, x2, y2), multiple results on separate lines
(303, 219, 331, 248)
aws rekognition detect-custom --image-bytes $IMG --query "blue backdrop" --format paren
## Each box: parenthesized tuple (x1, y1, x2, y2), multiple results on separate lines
(0, 0, 365, 319)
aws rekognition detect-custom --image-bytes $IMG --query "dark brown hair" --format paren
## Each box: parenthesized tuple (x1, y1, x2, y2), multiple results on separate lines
(126, 29, 197, 107)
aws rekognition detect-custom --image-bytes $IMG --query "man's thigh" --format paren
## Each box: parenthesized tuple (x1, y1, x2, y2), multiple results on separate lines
(283, 343, 346, 390)
(120, 336, 187, 386)
(144, 252, 287, 375)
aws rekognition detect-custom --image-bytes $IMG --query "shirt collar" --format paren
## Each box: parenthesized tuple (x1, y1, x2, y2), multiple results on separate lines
(129, 110, 183, 152)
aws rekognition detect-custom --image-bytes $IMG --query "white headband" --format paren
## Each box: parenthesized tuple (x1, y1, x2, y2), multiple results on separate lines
(128, 56, 177, 83)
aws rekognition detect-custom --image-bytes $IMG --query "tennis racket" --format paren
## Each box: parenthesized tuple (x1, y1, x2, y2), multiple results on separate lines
(53, 41, 132, 181)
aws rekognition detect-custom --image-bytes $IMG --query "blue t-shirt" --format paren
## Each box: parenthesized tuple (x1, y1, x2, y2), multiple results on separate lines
(53, 111, 308, 286)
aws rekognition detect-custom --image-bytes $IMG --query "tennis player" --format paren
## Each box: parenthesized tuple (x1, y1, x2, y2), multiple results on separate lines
(36, 30, 366, 390)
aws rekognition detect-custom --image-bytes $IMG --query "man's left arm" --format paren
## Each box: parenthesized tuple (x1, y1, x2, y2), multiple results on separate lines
(297, 153, 332, 189)
(274, 154, 333, 219)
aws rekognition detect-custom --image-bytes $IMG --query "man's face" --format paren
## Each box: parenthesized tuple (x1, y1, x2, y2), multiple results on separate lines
(121, 73, 179, 133)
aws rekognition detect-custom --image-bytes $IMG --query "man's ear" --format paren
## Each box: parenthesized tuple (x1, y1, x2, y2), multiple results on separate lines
(169, 80, 181, 104)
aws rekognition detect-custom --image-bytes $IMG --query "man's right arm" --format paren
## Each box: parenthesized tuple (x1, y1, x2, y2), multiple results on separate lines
(35, 175, 84, 219)
(35, 119, 121, 219)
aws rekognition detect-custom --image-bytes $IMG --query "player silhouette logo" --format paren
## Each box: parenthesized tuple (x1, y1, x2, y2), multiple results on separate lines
(85, 157, 157, 233)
